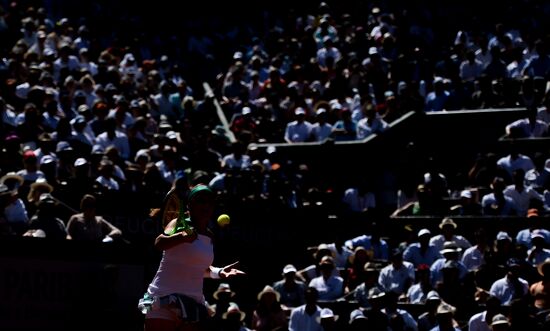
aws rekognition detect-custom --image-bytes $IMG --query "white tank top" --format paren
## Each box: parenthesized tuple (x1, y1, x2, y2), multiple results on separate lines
(147, 234, 214, 304)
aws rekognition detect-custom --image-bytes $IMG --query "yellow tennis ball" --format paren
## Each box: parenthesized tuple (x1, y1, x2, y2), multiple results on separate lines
(217, 214, 230, 227)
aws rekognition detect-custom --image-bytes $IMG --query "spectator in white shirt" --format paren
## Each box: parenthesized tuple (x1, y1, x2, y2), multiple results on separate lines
(404, 229, 441, 267)
(429, 218, 472, 253)
(0, 174, 29, 234)
(425, 78, 450, 112)
(221, 142, 251, 170)
(462, 228, 490, 272)
(505, 107, 548, 138)
(342, 179, 376, 213)
(460, 50, 485, 82)
(356, 104, 388, 140)
(308, 256, 344, 301)
(526, 231, 550, 267)
(496, 148, 535, 179)
(489, 258, 529, 305)
(481, 177, 519, 216)
(96, 118, 130, 160)
(430, 242, 469, 285)
(406, 264, 433, 304)
(507, 48, 528, 79)
(95, 159, 120, 191)
(310, 108, 332, 142)
(383, 291, 418, 331)
(503, 169, 544, 216)
(316, 36, 341, 70)
(378, 249, 415, 296)
(468, 295, 501, 331)
(288, 287, 323, 331)
(515, 213, 550, 249)
(285, 108, 313, 143)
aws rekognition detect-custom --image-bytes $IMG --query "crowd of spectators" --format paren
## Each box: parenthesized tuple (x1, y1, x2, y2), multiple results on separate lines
(2, 1, 550, 330)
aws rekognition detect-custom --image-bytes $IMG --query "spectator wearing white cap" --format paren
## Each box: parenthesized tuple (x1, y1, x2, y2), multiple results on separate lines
(284, 107, 313, 143)
(39, 155, 58, 186)
(348, 309, 367, 329)
(230, 106, 257, 139)
(317, 307, 338, 331)
(527, 230, 550, 266)
(403, 229, 440, 267)
(119, 53, 141, 80)
(272, 264, 306, 309)
(66, 157, 95, 207)
(503, 168, 544, 217)
(309, 108, 332, 142)
(449, 189, 482, 216)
